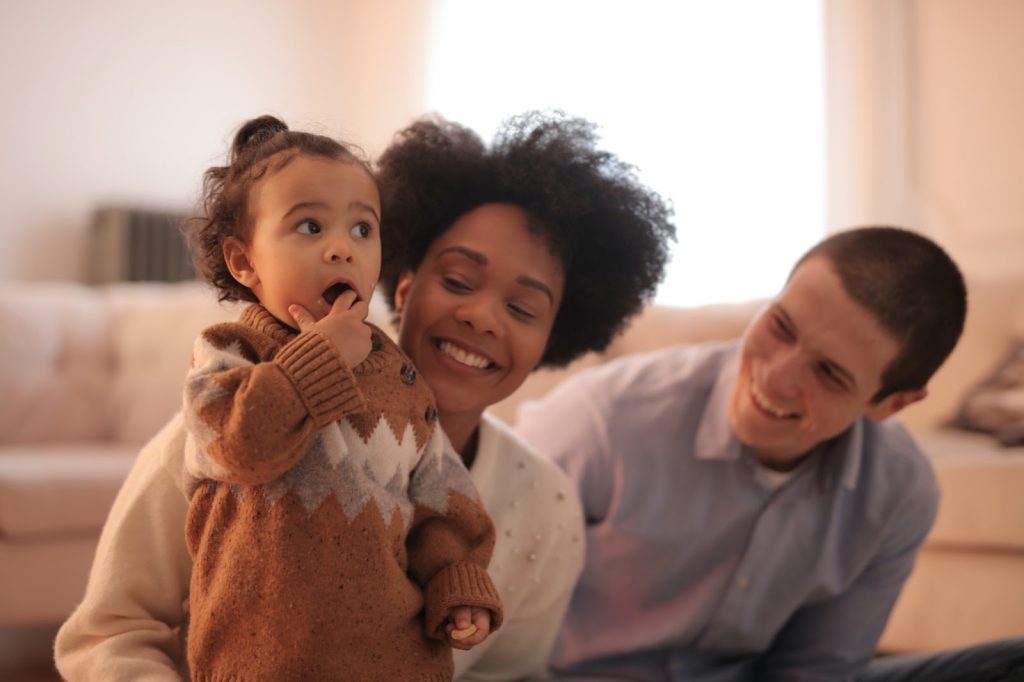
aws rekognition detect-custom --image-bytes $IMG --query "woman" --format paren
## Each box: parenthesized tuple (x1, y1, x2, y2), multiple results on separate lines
(54, 111, 675, 681)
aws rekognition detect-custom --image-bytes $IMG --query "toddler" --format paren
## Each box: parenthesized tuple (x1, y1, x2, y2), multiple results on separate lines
(181, 115, 501, 681)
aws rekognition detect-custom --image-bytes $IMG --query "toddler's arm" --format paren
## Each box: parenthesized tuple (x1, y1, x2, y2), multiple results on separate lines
(184, 312, 365, 485)
(405, 427, 503, 642)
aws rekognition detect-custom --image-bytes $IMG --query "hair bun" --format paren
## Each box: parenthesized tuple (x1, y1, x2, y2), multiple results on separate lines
(232, 115, 288, 158)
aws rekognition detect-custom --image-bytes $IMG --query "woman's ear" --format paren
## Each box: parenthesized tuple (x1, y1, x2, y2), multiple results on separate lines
(223, 236, 259, 289)
(394, 270, 415, 313)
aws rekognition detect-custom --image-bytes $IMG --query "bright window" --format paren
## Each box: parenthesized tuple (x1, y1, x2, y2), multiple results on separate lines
(426, 0, 825, 306)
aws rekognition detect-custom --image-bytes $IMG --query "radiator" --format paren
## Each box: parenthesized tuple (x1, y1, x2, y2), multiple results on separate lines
(89, 207, 195, 283)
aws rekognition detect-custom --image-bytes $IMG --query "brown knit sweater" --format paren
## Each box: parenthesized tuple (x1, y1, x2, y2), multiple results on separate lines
(182, 305, 501, 681)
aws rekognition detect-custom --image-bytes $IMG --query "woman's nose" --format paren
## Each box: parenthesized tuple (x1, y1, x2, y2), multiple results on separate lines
(454, 296, 504, 338)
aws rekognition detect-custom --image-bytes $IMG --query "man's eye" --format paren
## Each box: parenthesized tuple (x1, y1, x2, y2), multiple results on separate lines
(772, 315, 793, 340)
(297, 220, 321, 235)
(351, 222, 371, 239)
(819, 363, 843, 387)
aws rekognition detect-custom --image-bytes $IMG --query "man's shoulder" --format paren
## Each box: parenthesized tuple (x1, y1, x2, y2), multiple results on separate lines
(860, 418, 940, 507)
(570, 340, 736, 402)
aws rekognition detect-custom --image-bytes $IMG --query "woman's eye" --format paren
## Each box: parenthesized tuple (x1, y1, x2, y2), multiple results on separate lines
(442, 277, 471, 293)
(351, 222, 371, 239)
(296, 220, 321, 235)
(508, 303, 536, 320)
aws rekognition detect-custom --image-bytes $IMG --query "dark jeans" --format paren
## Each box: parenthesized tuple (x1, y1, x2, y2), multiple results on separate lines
(859, 638, 1024, 682)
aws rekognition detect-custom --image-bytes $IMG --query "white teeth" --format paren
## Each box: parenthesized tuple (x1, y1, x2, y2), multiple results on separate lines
(751, 384, 795, 418)
(439, 340, 492, 369)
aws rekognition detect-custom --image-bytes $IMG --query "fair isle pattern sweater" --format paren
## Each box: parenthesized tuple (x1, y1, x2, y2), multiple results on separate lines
(182, 305, 501, 682)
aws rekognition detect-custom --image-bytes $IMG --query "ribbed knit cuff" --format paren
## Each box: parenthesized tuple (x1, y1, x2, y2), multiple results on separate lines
(423, 561, 504, 640)
(275, 330, 365, 427)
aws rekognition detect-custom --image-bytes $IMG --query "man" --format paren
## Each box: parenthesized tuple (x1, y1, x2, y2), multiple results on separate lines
(516, 227, 1023, 681)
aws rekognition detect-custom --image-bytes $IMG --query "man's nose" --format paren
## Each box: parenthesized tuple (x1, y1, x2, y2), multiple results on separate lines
(761, 348, 803, 397)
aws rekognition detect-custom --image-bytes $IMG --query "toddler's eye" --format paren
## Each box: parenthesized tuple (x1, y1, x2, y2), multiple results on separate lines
(351, 222, 371, 239)
(297, 220, 321, 235)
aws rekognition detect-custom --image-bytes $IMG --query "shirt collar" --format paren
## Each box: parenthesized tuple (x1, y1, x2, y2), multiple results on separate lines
(694, 346, 744, 462)
(694, 343, 864, 492)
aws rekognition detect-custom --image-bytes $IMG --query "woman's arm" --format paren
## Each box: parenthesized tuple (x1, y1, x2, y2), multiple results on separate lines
(55, 413, 193, 681)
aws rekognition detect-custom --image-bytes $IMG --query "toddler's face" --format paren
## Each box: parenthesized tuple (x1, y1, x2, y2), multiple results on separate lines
(225, 153, 381, 326)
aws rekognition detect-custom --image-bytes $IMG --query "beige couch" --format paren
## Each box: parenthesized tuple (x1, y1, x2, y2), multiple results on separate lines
(1, 277, 1022, 652)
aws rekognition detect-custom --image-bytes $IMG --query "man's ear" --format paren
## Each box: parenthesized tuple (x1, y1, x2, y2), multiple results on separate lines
(393, 270, 415, 313)
(222, 236, 259, 289)
(866, 387, 928, 422)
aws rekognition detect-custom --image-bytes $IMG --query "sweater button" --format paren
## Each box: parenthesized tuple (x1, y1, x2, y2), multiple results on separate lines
(424, 404, 437, 423)
(370, 334, 383, 352)
(400, 364, 417, 385)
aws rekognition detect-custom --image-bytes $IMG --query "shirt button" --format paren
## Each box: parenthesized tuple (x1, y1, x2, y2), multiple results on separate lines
(424, 404, 437, 423)
(400, 364, 417, 385)
(736, 575, 750, 590)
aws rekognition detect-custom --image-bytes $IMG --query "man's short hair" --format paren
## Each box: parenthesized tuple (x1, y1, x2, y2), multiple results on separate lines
(794, 226, 967, 401)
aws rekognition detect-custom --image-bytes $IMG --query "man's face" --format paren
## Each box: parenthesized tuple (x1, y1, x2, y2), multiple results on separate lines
(726, 255, 921, 469)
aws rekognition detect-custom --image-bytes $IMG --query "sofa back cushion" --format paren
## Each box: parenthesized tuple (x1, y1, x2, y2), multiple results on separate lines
(106, 283, 243, 444)
(0, 283, 114, 443)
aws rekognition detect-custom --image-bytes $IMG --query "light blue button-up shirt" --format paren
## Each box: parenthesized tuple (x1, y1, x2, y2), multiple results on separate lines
(515, 342, 939, 682)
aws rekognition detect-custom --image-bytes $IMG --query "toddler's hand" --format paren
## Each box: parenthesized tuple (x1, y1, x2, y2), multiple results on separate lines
(289, 291, 372, 369)
(445, 605, 491, 650)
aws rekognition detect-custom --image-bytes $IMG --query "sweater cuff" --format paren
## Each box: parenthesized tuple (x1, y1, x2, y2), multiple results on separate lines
(423, 562, 504, 640)
(275, 330, 365, 427)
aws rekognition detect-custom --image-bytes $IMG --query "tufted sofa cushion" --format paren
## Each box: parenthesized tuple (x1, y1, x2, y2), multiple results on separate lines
(0, 283, 114, 443)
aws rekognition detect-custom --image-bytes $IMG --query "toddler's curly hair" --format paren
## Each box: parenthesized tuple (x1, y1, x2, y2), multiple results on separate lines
(377, 111, 676, 368)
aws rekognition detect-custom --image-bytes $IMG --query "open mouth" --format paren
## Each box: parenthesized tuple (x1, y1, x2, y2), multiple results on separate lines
(751, 384, 799, 419)
(322, 281, 355, 306)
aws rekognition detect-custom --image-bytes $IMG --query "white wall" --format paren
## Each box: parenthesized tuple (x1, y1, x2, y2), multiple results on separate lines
(0, 0, 433, 282)
(826, 0, 1024, 280)
(912, 0, 1024, 278)
(2, 0, 1021, 284)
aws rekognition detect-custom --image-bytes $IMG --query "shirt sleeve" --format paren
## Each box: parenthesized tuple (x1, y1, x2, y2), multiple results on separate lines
(405, 427, 504, 640)
(54, 414, 193, 682)
(183, 323, 364, 484)
(514, 375, 616, 525)
(753, 476, 940, 681)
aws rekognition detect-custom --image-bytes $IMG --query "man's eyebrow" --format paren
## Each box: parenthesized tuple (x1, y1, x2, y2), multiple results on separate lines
(438, 246, 554, 305)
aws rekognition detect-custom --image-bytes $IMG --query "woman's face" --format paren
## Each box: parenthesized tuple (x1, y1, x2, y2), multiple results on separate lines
(394, 203, 565, 425)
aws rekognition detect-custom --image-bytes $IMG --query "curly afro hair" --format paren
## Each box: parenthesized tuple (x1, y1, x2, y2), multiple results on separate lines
(377, 111, 676, 368)
(185, 115, 372, 304)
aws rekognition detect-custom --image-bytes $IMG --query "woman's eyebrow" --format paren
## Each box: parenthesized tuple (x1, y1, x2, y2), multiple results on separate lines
(517, 276, 554, 305)
(439, 245, 486, 265)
